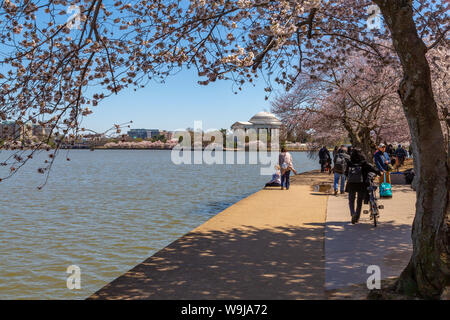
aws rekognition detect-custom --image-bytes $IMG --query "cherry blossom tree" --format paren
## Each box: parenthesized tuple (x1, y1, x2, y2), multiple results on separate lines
(272, 54, 410, 160)
(0, 0, 448, 298)
(428, 45, 450, 148)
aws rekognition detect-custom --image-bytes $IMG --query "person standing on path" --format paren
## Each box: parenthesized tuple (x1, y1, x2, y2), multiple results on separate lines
(395, 144, 408, 168)
(345, 148, 381, 224)
(318, 146, 331, 173)
(332, 146, 350, 195)
(279, 147, 297, 190)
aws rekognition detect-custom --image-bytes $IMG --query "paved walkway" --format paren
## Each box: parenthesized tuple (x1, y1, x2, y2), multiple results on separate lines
(89, 182, 416, 300)
(90, 185, 328, 299)
(325, 186, 415, 290)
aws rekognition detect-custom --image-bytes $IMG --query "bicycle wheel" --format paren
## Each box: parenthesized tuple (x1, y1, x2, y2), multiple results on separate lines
(373, 209, 378, 227)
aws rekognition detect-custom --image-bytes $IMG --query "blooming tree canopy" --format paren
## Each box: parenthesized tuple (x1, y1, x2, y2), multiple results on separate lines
(272, 53, 411, 159)
(0, 0, 448, 298)
(0, 0, 445, 142)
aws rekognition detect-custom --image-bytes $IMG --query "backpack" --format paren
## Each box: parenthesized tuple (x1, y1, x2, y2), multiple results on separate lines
(334, 154, 346, 173)
(379, 173, 392, 197)
(348, 165, 363, 183)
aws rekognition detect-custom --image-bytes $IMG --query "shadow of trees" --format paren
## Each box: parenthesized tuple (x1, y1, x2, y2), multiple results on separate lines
(89, 223, 326, 300)
(322, 220, 412, 290)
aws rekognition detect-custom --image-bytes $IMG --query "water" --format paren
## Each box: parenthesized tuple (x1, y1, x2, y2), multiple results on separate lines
(0, 150, 318, 299)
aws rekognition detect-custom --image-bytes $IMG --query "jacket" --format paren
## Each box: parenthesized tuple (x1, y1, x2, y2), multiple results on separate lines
(333, 151, 350, 174)
(395, 147, 407, 158)
(374, 150, 387, 171)
(319, 147, 331, 161)
(345, 160, 380, 193)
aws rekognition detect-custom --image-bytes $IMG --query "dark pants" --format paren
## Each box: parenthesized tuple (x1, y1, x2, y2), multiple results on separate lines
(281, 171, 291, 189)
(320, 160, 327, 172)
(348, 190, 364, 217)
(265, 182, 281, 187)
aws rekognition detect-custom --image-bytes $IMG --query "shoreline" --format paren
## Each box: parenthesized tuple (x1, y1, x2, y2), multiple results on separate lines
(89, 172, 329, 300)
(62, 147, 315, 152)
(88, 169, 333, 300)
(88, 161, 416, 300)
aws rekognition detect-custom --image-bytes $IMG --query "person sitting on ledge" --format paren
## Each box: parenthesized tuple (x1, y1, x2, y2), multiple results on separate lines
(265, 165, 282, 188)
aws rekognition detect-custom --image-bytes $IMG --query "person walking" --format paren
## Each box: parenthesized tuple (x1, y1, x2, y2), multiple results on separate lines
(374, 143, 391, 184)
(279, 146, 297, 190)
(318, 145, 331, 172)
(332, 146, 350, 195)
(387, 144, 396, 165)
(345, 148, 381, 224)
(395, 144, 407, 167)
(386, 144, 394, 157)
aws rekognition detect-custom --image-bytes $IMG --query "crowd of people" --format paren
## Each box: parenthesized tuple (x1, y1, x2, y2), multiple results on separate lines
(264, 143, 411, 224)
(319, 143, 411, 224)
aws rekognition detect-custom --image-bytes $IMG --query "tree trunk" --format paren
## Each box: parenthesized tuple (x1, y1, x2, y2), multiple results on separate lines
(374, 0, 449, 298)
(357, 127, 376, 163)
(347, 127, 375, 162)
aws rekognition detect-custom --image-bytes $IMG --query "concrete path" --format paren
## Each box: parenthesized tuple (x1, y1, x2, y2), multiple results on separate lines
(325, 186, 415, 290)
(90, 185, 328, 299)
(89, 179, 417, 300)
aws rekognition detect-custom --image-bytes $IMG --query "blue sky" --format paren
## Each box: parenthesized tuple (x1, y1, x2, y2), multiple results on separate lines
(81, 68, 279, 134)
(0, 3, 280, 135)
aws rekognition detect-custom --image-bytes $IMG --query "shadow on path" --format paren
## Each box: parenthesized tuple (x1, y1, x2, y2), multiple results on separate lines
(90, 224, 325, 300)
(324, 219, 412, 289)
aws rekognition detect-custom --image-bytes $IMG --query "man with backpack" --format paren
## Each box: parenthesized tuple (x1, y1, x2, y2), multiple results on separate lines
(332, 146, 350, 195)
(345, 148, 381, 224)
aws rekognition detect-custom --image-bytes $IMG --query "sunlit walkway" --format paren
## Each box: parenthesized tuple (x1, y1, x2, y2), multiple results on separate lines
(89, 185, 328, 299)
(89, 181, 416, 300)
(325, 186, 415, 290)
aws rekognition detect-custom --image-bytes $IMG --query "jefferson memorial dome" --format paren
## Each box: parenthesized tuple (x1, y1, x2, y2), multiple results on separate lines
(231, 111, 282, 131)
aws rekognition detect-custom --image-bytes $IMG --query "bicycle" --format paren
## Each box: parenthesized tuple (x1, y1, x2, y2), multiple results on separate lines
(363, 172, 384, 227)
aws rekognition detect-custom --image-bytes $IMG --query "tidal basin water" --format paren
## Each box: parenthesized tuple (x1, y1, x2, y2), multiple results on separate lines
(0, 150, 318, 299)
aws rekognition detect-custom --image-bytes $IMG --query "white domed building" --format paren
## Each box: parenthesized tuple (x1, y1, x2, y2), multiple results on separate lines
(231, 111, 282, 132)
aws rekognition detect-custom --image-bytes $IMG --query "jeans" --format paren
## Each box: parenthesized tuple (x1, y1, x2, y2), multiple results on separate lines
(334, 173, 346, 192)
(348, 190, 364, 217)
(281, 171, 291, 189)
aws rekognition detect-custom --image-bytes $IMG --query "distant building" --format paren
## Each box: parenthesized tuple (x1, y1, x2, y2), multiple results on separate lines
(0, 121, 18, 140)
(160, 130, 173, 140)
(31, 125, 52, 139)
(231, 111, 282, 132)
(147, 129, 163, 138)
(0, 121, 32, 141)
(127, 128, 172, 140)
(127, 129, 152, 139)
